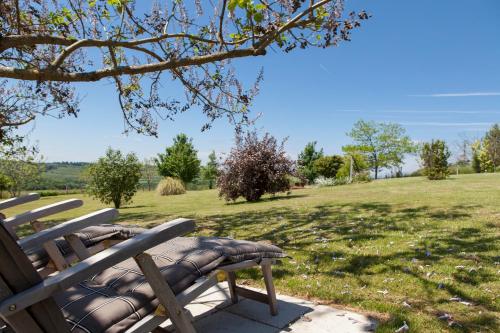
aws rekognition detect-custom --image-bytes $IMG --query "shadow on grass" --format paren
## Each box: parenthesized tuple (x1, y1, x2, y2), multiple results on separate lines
(11, 196, 497, 331)
(224, 193, 309, 205)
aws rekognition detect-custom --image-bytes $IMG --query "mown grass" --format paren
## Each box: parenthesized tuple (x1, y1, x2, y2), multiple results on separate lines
(3, 174, 499, 332)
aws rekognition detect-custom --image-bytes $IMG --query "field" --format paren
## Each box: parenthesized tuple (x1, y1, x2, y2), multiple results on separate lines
(3, 174, 499, 332)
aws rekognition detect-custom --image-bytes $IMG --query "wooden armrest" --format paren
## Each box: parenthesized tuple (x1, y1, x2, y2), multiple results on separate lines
(3, 199, 83, 229)
(0, 193, 40, 211)
(18, 208, 118, 252)
(0, 218, 195, 315)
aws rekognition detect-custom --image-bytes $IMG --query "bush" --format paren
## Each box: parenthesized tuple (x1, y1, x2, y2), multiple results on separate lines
(287, 175, 306, 188)
(217, 132, 294, 202)
(87, 148, 142, 208)
(336, 153, 369, 181)
(38, 189, 84, 197)
(353, 172, 371, 183)
(449, 165, 475, 175)
(420, 140, 451, 180)
(315, 176, 336, 187)
(156, 177, 186, 196)
(314, 155, 344, 178)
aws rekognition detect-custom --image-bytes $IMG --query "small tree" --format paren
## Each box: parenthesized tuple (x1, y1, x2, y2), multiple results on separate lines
(420, 140, 451, 180)
(297, 142, 323, 184)
(454, 134, 471, 166)
(471, 140, 495, 173)
(218, 132, 294, 202)
(313, 155, 344, 179)
(156, 134, 201, 184)
(347, 120, 415, 179)
(471, 140, 482, 173)
(87, 148, 142, 209)
(201, 151, 218, 189)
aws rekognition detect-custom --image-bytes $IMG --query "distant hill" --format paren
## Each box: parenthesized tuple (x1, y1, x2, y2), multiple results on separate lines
(28, 161, 208, 191)
(31, 162, 90, 190)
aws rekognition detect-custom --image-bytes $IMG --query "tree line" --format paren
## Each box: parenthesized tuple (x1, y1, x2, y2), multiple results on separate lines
(1, 121, 499, 205)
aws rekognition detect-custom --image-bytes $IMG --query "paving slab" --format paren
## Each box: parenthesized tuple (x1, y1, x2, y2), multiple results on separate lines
(283, 304, 377, 333)
(193, 310, 276, 333)
(225, 297, 313, 328)
(166, 283, 376, 333)
(191, 283, 233, 309)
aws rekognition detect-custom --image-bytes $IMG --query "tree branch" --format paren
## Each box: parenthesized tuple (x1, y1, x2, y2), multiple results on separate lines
(218, 0, 227, 51)
(0, 33, 220, 52)
(0, 48, 265, 82)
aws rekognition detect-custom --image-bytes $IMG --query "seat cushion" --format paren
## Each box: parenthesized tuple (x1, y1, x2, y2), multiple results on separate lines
(54, 237, 285, 333)
(26, 224, 146, 269)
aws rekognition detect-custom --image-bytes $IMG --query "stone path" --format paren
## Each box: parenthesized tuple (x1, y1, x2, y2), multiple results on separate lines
(162, 283, 377, 332)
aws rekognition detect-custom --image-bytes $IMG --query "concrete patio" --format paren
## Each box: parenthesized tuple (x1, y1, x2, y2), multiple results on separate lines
(161, 283, 377, 332)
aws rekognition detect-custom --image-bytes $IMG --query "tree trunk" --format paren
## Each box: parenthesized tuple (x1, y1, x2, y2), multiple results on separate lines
(374, 166, 378, 179)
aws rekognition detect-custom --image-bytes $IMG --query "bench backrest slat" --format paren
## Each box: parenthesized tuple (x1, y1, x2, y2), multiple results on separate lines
(3, 199, 84, 229)
(0, 223, 69, 332)
(0, 193, 40, 211)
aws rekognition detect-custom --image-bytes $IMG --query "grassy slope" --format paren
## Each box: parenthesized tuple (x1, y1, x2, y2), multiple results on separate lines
(4, 174, 499, 332)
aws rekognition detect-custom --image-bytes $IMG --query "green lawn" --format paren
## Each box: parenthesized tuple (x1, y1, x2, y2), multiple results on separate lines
(4, 174, 500, 332)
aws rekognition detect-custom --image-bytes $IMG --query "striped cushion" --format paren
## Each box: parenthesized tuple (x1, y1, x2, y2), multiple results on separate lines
(54, 237, 285, 333)
(26, 224, 146, 269)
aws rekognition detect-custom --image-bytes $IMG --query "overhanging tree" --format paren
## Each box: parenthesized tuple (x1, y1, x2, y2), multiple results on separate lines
(0, 0, 369, 151)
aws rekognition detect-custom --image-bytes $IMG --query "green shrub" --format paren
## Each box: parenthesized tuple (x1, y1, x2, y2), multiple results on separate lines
(287, 175, 306, 187)
(420, 140, 451, 180)
(449, 165, 475, 175)
(39, 190, 60, 197)
(353, 172, 371, 182)
(156, 177, 186, 196)
(314, 155, 344, 178)
(39, 189, 84, 197)
(336, 153, 370, 181)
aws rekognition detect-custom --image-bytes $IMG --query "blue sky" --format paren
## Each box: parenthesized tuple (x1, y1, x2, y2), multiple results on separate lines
(27, 0, 500, 172)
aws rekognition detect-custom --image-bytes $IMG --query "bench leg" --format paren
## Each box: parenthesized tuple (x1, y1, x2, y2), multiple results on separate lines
(135, 253, 197, 333)
(261, 263, 278, 316)
(226, 271, 238, 304)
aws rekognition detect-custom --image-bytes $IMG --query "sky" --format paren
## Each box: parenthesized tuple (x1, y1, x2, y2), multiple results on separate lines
(24, 0, 500, 173)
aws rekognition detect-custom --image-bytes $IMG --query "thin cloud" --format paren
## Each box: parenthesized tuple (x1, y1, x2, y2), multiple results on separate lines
(398, 122, 493, 127)
(334, 109, 500, 114)
(409, 92, 500, 97)
(381, 109, 500, 115)
(319, 63, 331, 74)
